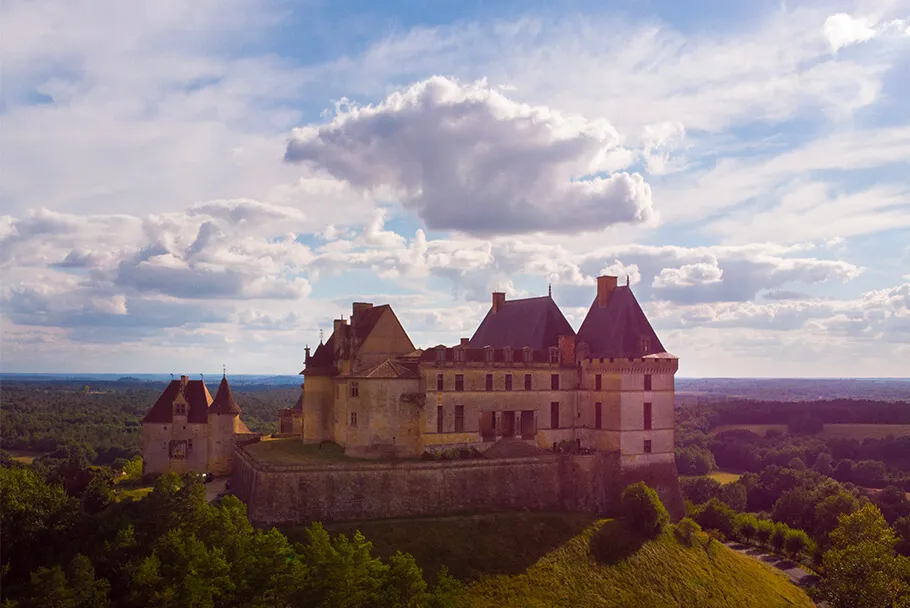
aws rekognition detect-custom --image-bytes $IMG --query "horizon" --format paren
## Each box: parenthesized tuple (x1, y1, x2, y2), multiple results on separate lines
(1, 0, 909, 376)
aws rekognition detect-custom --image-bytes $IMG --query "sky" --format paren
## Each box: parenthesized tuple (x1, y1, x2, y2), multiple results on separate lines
(1, 0, 909, 377)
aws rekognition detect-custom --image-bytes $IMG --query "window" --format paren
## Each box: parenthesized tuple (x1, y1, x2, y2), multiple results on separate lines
(187, 439, 193, 454)
(549, 347, 559, 363)
(350, 412, 358, 427)
(504, 347, 513, 362)
(595, 402, 602, 429)
(436, 348, 446, 363)
(174, 402, 186, 416)
(505, 374, 513, 391)
(550, 402, 560, 429)
(436, 373, 444, 391)
(523, 347, 532, 363)
(595, 374, 602, 391)
(524, 374, 532, 390)
(455, 348, 465, 362)
(350, 381, 359, 397)
(644, 402, 652, 430)
(169, 440, 187, 460)
(551, 374, 559, 390)
(640, 336, 651, 354)
(485, 348, 493, 362)
(454, 405, 464, 432)
(485, 374, 493, 391)
(455, 374, 464, 391)
(437, 406, 443, 433)
(644, 374, 652, 391)
(643, 439, 652, 454)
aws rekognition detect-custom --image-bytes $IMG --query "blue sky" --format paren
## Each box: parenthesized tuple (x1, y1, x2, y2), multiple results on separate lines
(1, 0, 909, 377)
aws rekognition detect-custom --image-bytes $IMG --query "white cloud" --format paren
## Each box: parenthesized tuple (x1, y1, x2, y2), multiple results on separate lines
(824, 12, 910, 52)
(653, 260, 724, 288)
(285, 76, 655, 235)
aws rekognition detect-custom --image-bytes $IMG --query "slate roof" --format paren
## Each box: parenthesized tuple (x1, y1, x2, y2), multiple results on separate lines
(209, 375, 242, 415)
(358, 358, 421, 379)
(141, 379, 213, 424)
(418, 345, 555, 364)
(302, 305, 394, 372)
(575, 286, 668, 359)
(469, 296, 575, 350)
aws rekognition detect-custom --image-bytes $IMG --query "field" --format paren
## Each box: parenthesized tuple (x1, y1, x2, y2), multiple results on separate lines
(6, 450, 48, 465)
(712, 423, 910, 440)
(707, 470, 742, 484)
(464, 520, 813, 608)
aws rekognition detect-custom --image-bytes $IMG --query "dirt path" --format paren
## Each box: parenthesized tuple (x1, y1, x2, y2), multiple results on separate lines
(725, 542, 826, 606)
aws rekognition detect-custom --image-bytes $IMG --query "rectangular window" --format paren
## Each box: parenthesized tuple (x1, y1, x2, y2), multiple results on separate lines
(455, 349, 465, 362)
(595, 402, 602, 429)
(436, 373, 444, 391)
(485, 348, 493, 362)
(550, 402, 560, 429)
(551, 374, 559, 390)
(595, 374, 602, 391)
(504, 348, 513, 362)
(485, 374, 493, 391)
(549, 348, 559, 363)
(437, 406, 443, 434)
(350, 381, 359, 397)
(644, 439, 652, 454)
(168, 440, 187, 460)
(436, 348, 446, 363)
(454, 405, 464, 433)
(174, 403, 186, 416)
(644, 402, 652, 430)
(455, 374, 464, 391)
(524, 374, 532, 390)
(644, 374, 652, 391)
(350, 412, 358, 427)
(187, 439, 193, 454)
(505, 374, 513, 391)
(523, 348, 532, 363)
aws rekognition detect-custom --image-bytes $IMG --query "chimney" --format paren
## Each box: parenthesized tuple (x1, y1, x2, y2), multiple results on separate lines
(180, 375, 188, 387)
(558, 335, 575, 365)
(596, 275, 618, 308)
(352, 302, 373, 325)
(460, 338, 470, 347)
(492, 292, 506, 313)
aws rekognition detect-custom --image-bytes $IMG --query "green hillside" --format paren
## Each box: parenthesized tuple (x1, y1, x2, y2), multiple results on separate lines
(465, 520, 814, 608)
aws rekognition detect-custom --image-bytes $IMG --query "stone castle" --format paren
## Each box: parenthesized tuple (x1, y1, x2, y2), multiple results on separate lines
(279, 274, 677, 469)
(142, 274, 683, 522)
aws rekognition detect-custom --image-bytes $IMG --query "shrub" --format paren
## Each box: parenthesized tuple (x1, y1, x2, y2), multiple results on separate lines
(679, 476, 722, 506)
(733, 512, 758, 543)
(692, 498, 735, 539)
(770, 523, 789, 554)
(783, 528, 811, 559)
(620, 482, 670, 539)
(755, 520, 774, 547)
(590, 519, 645, 564)
(673, 517, 702, 547)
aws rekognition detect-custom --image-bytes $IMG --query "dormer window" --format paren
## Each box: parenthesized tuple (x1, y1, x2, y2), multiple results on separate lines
(503, 347, 513, 363)
(549, 347, 559, 364)
(455, 348, 465, 363)
(484, 347, 494, 362)
(350, 381, 359, 397)
(640, 336, 651, 354)
(436, 347, 446, 363)
(174, 403, 186, 416)
(523, 347, 533, 363)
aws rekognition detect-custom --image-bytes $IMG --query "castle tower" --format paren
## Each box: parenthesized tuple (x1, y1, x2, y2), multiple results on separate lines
(207, 374, 243, 475)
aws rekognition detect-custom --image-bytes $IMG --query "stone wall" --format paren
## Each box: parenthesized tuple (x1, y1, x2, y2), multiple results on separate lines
(233, 445, 682, 525)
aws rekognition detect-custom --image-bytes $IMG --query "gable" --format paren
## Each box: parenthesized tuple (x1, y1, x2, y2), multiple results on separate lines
(357, 306, 415, 357)
(469, 296, 575, 350)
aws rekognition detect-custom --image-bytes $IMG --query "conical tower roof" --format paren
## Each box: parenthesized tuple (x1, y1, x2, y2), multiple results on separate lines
(209, 375, 242, 415)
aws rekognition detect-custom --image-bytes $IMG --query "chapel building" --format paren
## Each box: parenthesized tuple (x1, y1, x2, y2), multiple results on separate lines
(281, 275, 678, 468)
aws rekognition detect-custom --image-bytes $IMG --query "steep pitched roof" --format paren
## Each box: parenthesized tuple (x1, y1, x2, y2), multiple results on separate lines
(575, 286, 668, 359)
(209, 375, 242, 415)
(469, 296, 575, 350)
(300, 304, 401, 374)
(141, 379, 213, 424)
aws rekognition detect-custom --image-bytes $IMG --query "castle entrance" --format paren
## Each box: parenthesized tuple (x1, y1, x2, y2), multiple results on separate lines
(520, 411, 535, 439)
(500, 411, 516, 438)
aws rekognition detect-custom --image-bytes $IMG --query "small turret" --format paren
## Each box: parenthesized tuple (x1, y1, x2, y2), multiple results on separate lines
(210, 375, 242, 415)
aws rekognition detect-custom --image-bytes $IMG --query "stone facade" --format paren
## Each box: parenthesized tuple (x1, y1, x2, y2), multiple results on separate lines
(141, 375, 254, 476)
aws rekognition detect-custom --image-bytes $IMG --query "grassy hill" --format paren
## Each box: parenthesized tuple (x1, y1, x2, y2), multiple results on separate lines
(465, 520, 814, 608)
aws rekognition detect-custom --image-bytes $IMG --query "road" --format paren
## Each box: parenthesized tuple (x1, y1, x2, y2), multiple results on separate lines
(205, 477, 230, 503)
(725, 542, 826, 607)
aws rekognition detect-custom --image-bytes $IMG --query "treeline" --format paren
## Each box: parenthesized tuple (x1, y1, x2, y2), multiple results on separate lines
(709, 398, 910, 426)
(0, 459, 464, 607)
(0, 382, 290, 464)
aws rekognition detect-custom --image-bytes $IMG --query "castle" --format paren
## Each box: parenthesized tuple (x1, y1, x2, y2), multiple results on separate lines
(279, 274, 677, 469)
(140, 374, 254, 476)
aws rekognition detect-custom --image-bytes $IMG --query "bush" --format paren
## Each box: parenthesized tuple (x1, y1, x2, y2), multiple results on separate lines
(620, 482, 669, 539)
(755, 520, 774, 547)
(590, 519, 646, 564)
(673, 517, 702, 547)
(733, 512, 758, 543)
(692, 498, 735, 538)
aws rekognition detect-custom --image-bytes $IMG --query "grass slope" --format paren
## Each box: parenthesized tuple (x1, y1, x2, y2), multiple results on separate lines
(465, 521, 814, 608)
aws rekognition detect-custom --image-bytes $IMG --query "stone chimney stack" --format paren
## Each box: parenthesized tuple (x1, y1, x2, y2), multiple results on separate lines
(460, 338, 470, 347)
(558, 335, 575, 365)
(352, 302, 373, 325)
(492, 292, 506, 313)
(596, 275, 618, 308)
(180, 375, 188, 387)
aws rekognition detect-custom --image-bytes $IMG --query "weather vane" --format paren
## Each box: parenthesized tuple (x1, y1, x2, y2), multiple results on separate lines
(222, 363, 226, 377)
(319, 329, 324, 344)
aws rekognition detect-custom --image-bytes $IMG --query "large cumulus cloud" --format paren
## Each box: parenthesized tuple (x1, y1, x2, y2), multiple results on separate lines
(284, 76, 654, 235)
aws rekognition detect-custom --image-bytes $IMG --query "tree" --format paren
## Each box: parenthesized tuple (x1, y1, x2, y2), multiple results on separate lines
(813, 453, 834, 477)
(719, 482, 747, 511)
(786, 457, 807, 471)
(679, 476, 722, 506)
(819, 503, 910, 608)
(770, 523, 789, 554)
(834, 459, 854, 482)
(733, 512, 758, 543)
(771, 487, 814, 532)
(853, 460, 887, 487)
(783, 529, 811, 560)
(814, 491, 859, 541)
(620, 483, 670, 538)
(121, 457, 143, 482)
(692, 499, 735, 539)
(673, 518, 702, 547)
